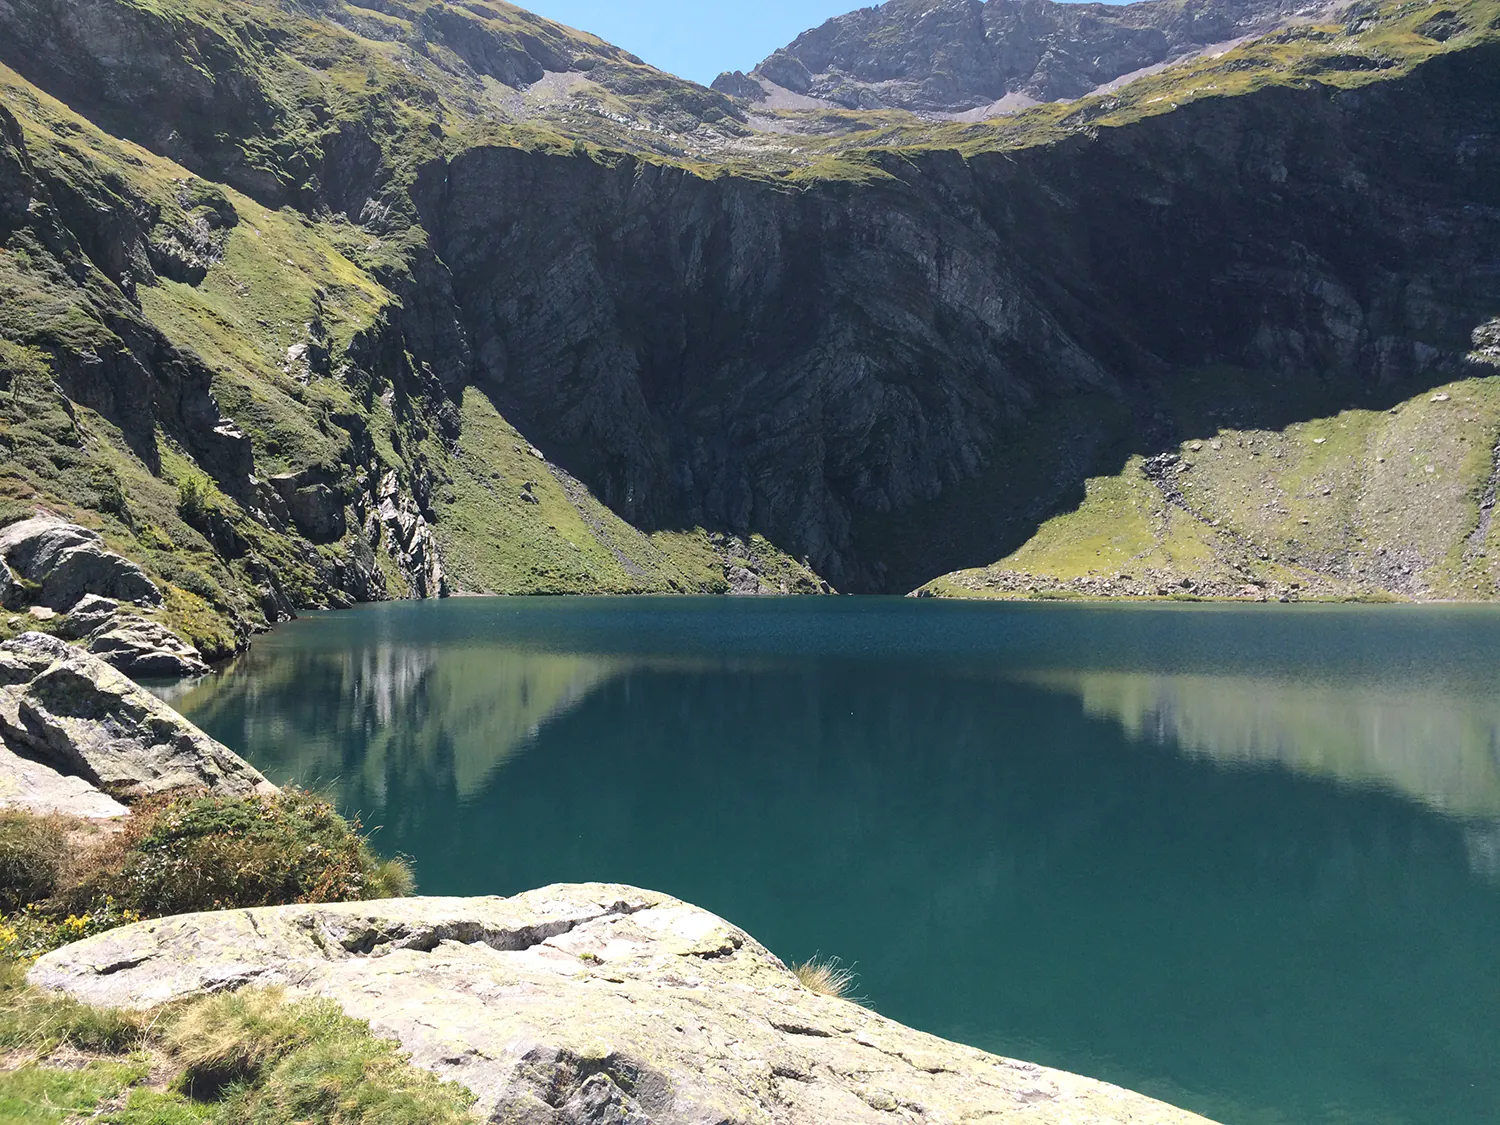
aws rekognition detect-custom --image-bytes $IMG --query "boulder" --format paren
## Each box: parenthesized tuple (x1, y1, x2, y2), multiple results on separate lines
(0, 633, 271, 800)
(0, 561, 13, 610)
(56, 594, 120, 640)
(30, 884, 1214, 1125)
(269, 473, 346, 542)
(0, 516, 161, 611)
(86, 617, 209, 678)
(710, 70, 767, 102)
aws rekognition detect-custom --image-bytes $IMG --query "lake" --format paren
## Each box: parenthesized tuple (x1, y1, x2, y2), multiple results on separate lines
(161, 597, 1500, 1125)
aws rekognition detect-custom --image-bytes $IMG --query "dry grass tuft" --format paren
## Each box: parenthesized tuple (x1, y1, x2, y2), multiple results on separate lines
(791, 956, 862, 1002)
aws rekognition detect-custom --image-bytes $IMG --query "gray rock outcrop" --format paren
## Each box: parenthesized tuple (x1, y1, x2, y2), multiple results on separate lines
(30, 883, 1215, 1125)
(0, 632, 271, 802)
(86, 617, 209, 679)
(0, 516, 161, 611)
(56, 594, 122, 641)
(0, 739, 129, 818)
(370, 470, 445, 599)
(54, 596, 209, 679)
(269, 468, 348, 544)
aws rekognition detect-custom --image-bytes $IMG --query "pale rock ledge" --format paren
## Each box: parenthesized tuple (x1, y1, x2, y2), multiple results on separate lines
(31, 882, 1217, 1125)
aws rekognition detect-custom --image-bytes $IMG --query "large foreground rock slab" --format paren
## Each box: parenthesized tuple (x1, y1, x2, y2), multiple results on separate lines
(0, 633, 271, 803)
(31, 884, 1216, 1125)
(0, 516, 161, 611)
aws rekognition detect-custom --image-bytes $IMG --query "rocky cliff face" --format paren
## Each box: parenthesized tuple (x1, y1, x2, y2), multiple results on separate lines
(0, 0, 1495, 625)
(428, 41, 1500, 591)
(720, 0, 1321, 112)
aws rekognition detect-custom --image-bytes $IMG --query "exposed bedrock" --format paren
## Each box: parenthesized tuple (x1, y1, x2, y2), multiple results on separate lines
(0, 632, 273, 809)
(30, 883, 1217, 1125)
(728, 0, 1313, 112)
(0, 516, 161, 611)
(422, 46, 1500, 592)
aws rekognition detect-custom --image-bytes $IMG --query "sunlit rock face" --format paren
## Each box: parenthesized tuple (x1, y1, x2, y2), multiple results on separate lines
(31, 883, 1218, 1125)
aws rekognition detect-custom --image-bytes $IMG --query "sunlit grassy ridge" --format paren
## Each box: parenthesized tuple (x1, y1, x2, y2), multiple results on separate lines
(921, 370, 1500, 602)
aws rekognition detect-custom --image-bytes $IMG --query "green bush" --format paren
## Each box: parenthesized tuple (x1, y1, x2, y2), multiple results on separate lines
(0, 790, 414, 962)
(70, 788, 415, 918)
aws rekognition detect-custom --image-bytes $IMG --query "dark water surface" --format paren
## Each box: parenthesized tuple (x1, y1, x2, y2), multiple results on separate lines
(163, 598, 1500, 1125)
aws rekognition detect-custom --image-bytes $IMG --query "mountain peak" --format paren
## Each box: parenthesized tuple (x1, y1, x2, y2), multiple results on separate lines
(717, 0, 1331, 115)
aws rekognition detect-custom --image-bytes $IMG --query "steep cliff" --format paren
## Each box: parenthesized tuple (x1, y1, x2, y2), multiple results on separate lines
(0, 0, 1496, 638)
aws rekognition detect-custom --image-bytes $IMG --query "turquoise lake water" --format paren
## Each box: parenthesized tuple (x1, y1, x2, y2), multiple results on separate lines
(163, 597, 1500, 1125)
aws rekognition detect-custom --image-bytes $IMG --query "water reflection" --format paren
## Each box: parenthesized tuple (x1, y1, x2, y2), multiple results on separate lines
(1022, 670, 1500, 818)
(167, 643, 626, 805)
(159, 598, 1500, 1125)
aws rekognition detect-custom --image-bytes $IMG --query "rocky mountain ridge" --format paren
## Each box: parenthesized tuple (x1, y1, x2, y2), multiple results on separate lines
(717, 0, 1334, 114)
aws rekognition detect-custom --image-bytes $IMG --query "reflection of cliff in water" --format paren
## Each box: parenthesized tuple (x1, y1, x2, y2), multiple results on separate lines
(164, 644, 624, 812)
(1024, 671, 1500, 819)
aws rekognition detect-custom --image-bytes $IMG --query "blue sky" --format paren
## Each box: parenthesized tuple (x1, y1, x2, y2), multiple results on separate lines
(520, 1, 885, 85)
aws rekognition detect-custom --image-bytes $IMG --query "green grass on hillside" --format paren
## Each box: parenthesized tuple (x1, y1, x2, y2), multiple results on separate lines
(922, 372, 1500, 601)
(434, 386, 827, 595)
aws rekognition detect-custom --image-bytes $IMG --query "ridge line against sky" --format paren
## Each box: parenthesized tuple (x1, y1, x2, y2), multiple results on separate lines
(521, 0, 1129, 88)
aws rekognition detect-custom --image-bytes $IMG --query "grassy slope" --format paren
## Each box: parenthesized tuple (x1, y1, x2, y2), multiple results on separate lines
(0, 971, 477, 1125)
(0, 63, 403, 651)
(0, 24, 824, 648)
(921, 363, 1500, 602)
(437, 387, 829, 595)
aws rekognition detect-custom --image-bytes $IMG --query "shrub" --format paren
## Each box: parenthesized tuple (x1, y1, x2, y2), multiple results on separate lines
(0, 790, 414, 963)
(69, 788, 415, 917)
(176, 475, 214, 526)
(0, 812, 68, 913)
(0, 899, 142, 963)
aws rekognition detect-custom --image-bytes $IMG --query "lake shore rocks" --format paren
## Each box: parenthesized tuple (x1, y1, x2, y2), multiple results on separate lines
(31, 883, 1216, 1125)
(0, 632, 272, 811)
(84, 616, 210, 678)
(54, 596, 211, 678)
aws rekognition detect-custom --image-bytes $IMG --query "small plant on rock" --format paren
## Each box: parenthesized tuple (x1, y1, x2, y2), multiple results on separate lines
(791, 955, 862, 1002)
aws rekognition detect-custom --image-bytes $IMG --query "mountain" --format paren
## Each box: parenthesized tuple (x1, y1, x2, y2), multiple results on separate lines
(716, 0, 1331, 114)
(0, 0, 1497, 660)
